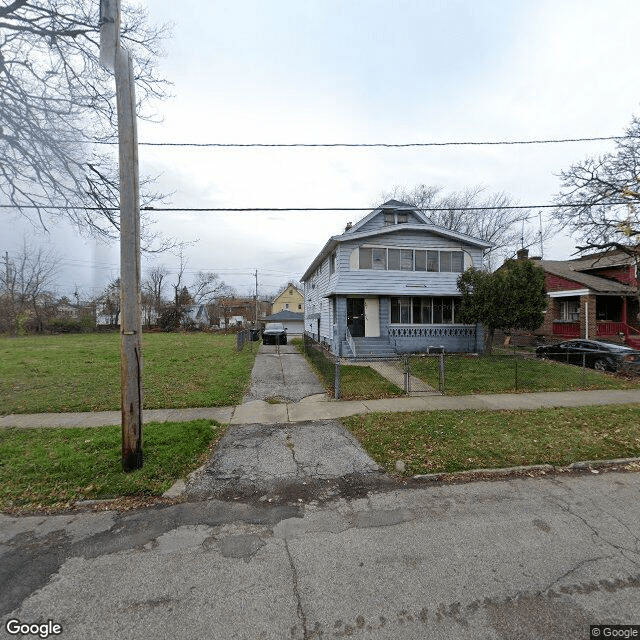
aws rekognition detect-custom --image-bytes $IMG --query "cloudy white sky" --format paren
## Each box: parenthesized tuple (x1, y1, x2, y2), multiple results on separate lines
(3, 0, 640, 298)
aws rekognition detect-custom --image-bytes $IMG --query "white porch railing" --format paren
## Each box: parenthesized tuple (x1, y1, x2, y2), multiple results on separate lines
(388, 325, 476, 339)
(345, 327, 356, 357)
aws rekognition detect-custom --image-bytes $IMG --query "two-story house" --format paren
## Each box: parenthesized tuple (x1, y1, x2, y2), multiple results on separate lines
(272, 282, 304, 314)
(300, 200, 492, 358)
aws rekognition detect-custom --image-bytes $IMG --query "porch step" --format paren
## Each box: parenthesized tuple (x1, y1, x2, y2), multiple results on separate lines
(351, 337, 397, 359)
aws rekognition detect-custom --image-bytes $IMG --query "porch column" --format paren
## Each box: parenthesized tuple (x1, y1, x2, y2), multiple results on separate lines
(622, 297, 628, 326)
(580, 294, 596, 339)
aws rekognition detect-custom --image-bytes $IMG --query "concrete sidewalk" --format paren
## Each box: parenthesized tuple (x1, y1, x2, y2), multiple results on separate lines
(1, 388, 640, 429)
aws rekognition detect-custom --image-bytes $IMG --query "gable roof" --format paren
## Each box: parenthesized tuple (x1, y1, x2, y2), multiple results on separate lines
(537, 259, 635, 295)
(272, 282, 302, 303)
(346, 199, 428, 234)
(263, 310, 305, 322)
(300, 202, 493, 282)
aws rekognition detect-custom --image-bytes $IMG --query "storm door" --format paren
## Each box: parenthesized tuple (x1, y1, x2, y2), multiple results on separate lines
(347, 298, 365, 337)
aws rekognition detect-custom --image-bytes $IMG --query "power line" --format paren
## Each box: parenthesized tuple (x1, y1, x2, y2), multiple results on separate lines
(91, 135, 633, 148)
(0, 202, 630, 213)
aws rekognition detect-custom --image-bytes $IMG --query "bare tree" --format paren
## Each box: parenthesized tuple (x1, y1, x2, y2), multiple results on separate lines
(383, 185, 553, 269)
(96, 278, 120, 325)
(142, 264, 169, 323)
(191, 271, 231, 305)
(553, 115, 640, 314)
(1, 242, 60, 333)
(0, 0, 170, 241)
(554, 115, 640, 254)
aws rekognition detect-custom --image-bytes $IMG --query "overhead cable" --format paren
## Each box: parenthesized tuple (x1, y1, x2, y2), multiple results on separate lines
(91, 135, 632, 148)
(0, 201, 629, 212)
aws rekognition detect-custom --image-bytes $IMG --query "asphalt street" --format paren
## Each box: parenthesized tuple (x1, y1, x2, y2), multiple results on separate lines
(2, 472, 640, 639)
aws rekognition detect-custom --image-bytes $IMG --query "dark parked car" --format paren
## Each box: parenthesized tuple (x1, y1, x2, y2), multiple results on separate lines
(536, 339, 640, 373)
(262, 322, 287, 345)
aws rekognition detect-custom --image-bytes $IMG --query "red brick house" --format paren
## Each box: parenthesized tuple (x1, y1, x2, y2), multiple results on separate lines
(523, 248, 640, 348)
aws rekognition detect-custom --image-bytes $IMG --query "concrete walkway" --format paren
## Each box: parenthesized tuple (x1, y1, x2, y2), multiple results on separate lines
(2, 389, 640, 429)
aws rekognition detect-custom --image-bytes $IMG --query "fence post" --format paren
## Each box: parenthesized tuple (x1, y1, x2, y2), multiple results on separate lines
(334, 342, 341, 399)
(403, 355, 410, 394)
(439, 353, 445, 393)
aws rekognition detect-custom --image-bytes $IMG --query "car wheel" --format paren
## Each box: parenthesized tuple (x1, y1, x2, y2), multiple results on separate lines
(593, 358, 609, 372)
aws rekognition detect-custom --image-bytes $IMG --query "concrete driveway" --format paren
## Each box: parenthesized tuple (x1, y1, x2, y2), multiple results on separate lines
(243, 343, 326, 403)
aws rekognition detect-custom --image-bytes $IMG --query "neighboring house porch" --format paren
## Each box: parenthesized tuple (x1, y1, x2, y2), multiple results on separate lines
(526, 249, 640, 349)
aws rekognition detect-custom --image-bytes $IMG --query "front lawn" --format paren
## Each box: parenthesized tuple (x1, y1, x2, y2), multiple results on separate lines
(344, 404, 640, 476)
(409, 353, 640, 395)
(292, 339, 404, 400)
(0, 332, 255, 414)
(0, 420, 223, 512)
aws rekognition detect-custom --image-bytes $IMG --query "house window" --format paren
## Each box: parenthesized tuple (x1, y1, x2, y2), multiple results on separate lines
(388, 248, 400, 270)
(285, 303, 289, 309)
(359, 247, 465, 272)
(390, 296, 461, 324)
(559, 299, 580, 321)
(397, 213, 408, 224)
(372, 248, 386, 270)
(298, 304, 302, 310)
(359, 247, 372, 269)
(427, 251, 439, 272)
(384, 213, 395, 226)
(390, 297, 412, 323)
(330, 252, 336, 274)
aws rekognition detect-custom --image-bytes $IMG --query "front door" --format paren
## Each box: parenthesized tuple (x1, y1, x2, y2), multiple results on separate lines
(347, 298, 365, 337)
(364, 298, 380, 337)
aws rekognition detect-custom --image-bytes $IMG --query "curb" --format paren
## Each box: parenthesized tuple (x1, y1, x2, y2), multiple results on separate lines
(412, 457, 640, 482)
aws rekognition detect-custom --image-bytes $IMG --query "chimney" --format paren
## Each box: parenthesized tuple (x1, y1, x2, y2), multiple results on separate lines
(345, 222, 353, 231)
(516, 248, 529, 260)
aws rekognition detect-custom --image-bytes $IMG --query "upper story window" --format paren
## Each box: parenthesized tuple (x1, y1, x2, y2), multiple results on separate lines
(383, 210, 409, 226)
(359, 247, 464, 273)
(330, 252, 336, 274)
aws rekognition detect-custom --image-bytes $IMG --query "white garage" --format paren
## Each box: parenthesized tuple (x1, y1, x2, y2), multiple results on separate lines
(262, 310, 305, 336)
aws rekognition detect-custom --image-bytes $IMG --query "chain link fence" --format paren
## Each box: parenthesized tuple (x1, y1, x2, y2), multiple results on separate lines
(236, 328, 261, 352)
(298, 335, 637, 399)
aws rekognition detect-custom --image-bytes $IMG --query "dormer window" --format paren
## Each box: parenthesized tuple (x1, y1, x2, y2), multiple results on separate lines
(383, 209, 409, 225)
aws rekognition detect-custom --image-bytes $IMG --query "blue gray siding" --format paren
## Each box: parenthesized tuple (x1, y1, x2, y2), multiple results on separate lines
(303, 212, 489, 354)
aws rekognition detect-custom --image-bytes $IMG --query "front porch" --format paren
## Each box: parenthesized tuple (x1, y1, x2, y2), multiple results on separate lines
(550, 294, 640, 347)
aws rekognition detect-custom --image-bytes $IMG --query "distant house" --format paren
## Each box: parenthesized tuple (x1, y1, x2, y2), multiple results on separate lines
(518, 248, 640, 349)
(213, 297, 272, 329)
(183, 304, 210, 328)
(300, 200, 492, 358)
(262, 309, 304, 336)
(272, 283, 304, 314)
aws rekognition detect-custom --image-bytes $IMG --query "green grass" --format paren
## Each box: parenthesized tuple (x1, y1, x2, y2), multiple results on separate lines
(410, 354, 640, 395)
(291, 339, 404, 400)
(0, 332, 256, 414)
(344, 404, 640, 476)
(0, 420, 223, 511)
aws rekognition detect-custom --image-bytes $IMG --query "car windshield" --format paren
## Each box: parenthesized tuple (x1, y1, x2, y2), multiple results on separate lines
(265, 323, 285, 331)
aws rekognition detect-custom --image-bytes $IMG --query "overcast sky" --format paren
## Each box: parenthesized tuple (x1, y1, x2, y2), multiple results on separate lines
(3, 0, 640, 299)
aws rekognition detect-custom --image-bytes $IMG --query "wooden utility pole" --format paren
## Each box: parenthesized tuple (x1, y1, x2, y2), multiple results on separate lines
(254, 270, 258, 324)
(100, 0, 143, 471)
